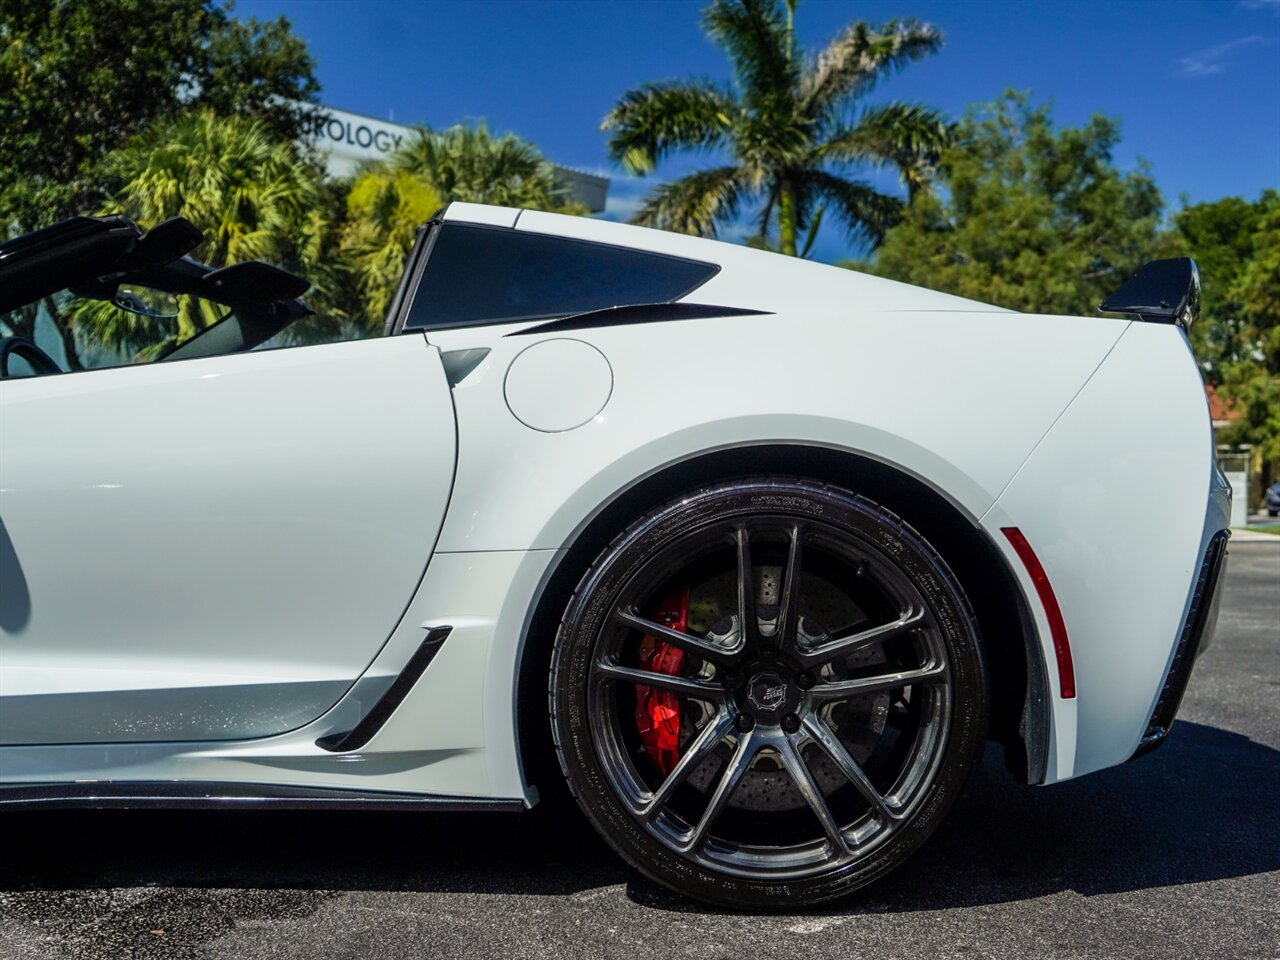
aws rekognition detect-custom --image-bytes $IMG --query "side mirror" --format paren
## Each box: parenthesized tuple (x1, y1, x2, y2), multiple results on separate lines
(113, 288, 178, 319)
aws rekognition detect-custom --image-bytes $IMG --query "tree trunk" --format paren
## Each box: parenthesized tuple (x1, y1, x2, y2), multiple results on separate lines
(778, 181, 798, 257)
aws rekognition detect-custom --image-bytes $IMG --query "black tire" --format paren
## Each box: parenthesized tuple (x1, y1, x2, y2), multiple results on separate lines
(549, 478, 988, 910)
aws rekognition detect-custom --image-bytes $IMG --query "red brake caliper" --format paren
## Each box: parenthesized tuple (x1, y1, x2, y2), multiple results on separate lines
(634, 587, 689, 777)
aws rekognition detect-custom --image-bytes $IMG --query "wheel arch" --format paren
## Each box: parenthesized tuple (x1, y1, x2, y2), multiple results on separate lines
(516, 443, 1050, 797)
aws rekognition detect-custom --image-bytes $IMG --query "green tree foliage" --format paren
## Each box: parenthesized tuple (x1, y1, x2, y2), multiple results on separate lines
(340, 167, 444, 328)
(1, 0, 319, 363)
(333, 122, 582, 329)
(866, 92, 1164, 316)
(1175, 191, 1280, 460)
(603, 0, 949, 255)
(0, 0, 318, 229)
(69, 111, 328, 358)
(392, 122, 582, 211)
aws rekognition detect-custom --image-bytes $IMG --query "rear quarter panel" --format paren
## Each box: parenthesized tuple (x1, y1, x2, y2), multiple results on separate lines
(423, 300, 1131, 797)
(983, 322, 1219, 779)
(429, 307, 1128, 553)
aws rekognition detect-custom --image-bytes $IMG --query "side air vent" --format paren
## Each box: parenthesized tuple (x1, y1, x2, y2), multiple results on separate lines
(317, 626, 452, 752)
(1132, 531, 1229, 758)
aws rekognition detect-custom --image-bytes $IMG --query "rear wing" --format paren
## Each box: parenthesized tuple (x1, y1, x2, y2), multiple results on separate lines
(1100, 257, 1200, 330)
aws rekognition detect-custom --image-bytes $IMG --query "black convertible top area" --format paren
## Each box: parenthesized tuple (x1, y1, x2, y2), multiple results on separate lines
(0, 215, 312, 364)
(0, 214, 310, 314)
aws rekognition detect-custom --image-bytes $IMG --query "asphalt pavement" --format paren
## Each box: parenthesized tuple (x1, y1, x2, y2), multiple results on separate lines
(1, 542, 1276, 960)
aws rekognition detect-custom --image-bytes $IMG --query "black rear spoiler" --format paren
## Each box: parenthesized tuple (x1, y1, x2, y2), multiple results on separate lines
(1100, 257, 1200, 330)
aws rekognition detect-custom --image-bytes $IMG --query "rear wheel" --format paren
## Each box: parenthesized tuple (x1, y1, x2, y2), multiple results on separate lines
(549, 479, 988, 909)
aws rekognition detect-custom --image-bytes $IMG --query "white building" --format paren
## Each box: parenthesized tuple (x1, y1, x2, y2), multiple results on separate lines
(312, 105, 609, 213)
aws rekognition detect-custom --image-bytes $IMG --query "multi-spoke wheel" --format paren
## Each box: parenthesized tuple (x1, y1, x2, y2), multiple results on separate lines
(550, 479, 988, 909)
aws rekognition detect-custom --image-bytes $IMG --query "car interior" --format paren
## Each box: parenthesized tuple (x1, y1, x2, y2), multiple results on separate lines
(0, 215, 311, 379)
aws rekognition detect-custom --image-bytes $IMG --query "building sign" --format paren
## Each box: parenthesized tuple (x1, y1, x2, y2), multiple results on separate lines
(313, 106, 412, 178)
(324, 116, 403, 154)
(310, 104, 609, 213)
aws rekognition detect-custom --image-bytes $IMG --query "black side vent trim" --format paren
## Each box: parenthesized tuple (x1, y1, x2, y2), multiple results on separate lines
(1131, 530, 1229, 759)
(506, 302, 771, 336)
(317, 626, 452, 752)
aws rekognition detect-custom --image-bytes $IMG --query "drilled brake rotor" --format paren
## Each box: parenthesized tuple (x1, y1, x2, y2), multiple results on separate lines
(679, 565, 890, 813)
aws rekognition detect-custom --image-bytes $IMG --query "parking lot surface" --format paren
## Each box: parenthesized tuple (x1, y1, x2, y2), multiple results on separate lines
(1, 542, 1276, 959)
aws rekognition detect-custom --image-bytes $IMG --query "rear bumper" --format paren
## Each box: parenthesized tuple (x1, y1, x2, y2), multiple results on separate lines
(1130, 529, 1230, 759)
(981, 321, 1226, 782)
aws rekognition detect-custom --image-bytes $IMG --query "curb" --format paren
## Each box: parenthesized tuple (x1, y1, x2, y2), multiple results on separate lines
(1229, 529, 1280, 543)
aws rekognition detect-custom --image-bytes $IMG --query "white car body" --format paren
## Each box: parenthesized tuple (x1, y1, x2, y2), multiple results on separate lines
(0, 202, 1229, 809)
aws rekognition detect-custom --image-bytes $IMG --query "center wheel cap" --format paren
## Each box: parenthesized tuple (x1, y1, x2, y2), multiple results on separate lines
(745, 670, 791, 714)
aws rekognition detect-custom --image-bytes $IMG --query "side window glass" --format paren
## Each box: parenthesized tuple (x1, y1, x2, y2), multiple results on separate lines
(3, 351, 37, 378)
(404, 224, 717, 330)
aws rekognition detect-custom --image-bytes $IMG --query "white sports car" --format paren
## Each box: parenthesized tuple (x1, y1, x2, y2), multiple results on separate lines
(0, 204, 1230, 909)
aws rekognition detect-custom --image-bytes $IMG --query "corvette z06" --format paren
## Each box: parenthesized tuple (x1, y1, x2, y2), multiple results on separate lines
(0, 205, 1229, 909)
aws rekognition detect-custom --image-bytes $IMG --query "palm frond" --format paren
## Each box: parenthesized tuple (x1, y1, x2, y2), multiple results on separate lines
(104, 110, 321, 269)
(395, 122, 567, 209)
(603, 5, 942, 257)
(631, 166, 745, 237)
(800, 169, 903, 248)
(74, 110, 325, 354)
(341, 167, 443, 324)
(801, 19, 942, 118)
(819, 103, 950, 163)
(602, 82, 736, 175)
(703, 0, 799, 108)
(799, 204, 825, 259)
(816, 102, 951, 197)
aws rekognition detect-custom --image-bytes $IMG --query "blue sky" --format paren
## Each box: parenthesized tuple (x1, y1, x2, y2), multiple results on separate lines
(239, 0, 1280, 262)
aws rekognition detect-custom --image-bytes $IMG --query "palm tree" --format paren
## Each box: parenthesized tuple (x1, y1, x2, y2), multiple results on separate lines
(391, 122, 582, 212)
(71, 110, 325, 357)
(332, 121, 582, 332)
(603, 0, 949, 256)
(340, 167, 443, 326)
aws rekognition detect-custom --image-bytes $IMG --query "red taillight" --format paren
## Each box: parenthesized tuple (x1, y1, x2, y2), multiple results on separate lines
(1001, 527, 1076, 700)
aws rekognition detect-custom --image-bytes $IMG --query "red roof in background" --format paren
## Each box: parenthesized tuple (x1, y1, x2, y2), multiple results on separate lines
(1206, 386, 1240, 423)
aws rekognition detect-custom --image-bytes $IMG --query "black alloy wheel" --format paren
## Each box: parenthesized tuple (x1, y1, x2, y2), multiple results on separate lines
(550, 478, 989, 909)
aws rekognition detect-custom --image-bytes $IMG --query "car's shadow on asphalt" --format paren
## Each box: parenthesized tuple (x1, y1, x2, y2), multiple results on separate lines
(0, 721, 1276, 920)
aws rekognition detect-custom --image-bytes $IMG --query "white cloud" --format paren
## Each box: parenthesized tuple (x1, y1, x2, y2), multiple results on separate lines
(1177, 35, 1270, 76)
(1240, 0, 1280, 10)
(595, 174, 652, 224)
(596, 174, 760, 243)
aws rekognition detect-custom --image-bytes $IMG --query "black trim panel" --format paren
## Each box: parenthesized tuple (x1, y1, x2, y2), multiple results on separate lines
(0, 781, 521, 812)
(401, 219, 724, 333)
(506, 302, 772, 336)
(1100, 257, 1200, 327)
(1131, 530, 1230, 759)
(317, 626, 453, 752)
(385, 216, 442, 336)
